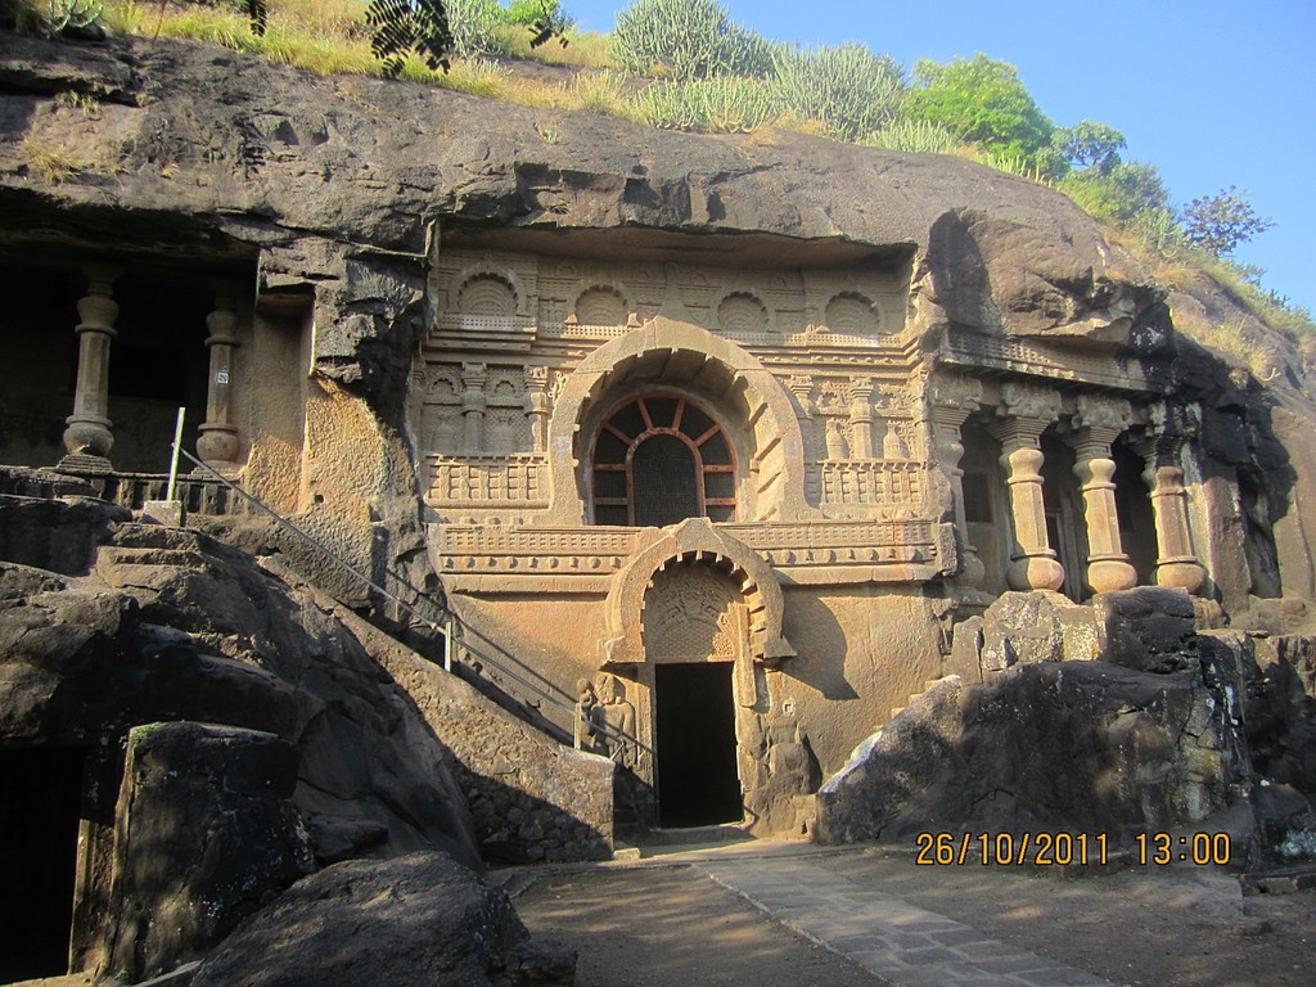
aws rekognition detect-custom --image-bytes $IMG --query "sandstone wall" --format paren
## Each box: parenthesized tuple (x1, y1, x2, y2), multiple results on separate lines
(450, 582, 948, 824)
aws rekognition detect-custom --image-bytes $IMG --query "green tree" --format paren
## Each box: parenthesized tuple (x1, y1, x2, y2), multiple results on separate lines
(1181, 186, 1275, 257)
(1058, 161, 1170, 225)
(905, 54, 1055, 166)
(1055, 120, 1125, 174)
(366, 0, 456, 75)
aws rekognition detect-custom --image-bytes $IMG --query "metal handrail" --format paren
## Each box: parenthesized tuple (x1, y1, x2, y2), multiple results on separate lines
(172, 447, 650, 757)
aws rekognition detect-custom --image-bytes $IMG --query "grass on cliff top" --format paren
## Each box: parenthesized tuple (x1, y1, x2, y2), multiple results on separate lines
(68, 1, 1316, 379)
(100, 0, 633, 114)
(101, 0, 613, 77)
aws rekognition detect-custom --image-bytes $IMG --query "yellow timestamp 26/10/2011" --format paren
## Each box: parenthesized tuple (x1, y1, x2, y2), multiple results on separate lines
(913, 831, 1234, 867)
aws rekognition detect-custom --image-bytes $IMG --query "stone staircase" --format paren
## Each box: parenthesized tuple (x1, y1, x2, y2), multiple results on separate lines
(0, 477, 621, 865)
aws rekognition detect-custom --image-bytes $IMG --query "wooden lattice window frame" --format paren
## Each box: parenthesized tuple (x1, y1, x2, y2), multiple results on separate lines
(590, 393, 737, 526)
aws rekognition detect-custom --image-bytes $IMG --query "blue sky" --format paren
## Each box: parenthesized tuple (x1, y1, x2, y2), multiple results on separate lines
(563, 0, 1316, 313)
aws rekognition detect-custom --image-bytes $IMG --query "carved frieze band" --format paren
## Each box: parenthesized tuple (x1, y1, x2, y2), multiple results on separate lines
(431, 519, 951, 577)
(943, 329, 1156, 391)
(433, 249, 912, 352)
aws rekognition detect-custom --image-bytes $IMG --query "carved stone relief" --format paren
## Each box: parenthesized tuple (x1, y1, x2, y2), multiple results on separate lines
(825, 292, 880, 334)
(572, 286, 628, 326)
(718, 292, 771, 334)
(641, 562, 742, 663)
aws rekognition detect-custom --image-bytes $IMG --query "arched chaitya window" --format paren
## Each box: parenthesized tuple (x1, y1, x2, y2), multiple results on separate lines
(591, 394, 736, 526)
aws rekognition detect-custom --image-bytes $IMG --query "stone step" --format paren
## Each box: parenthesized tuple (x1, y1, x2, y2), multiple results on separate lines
(98, 546, 210, 569)
(109, 523, 209, 552)
(633, 822, 752, 848)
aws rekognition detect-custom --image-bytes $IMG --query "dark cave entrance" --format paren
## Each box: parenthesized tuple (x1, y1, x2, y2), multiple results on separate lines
(655, 662, 742, 828)
(0, 265, 211, 473)
(1114, 441, 1159, 586)
(1041, 433, 1089, 600)
(0, 747, 84, 981)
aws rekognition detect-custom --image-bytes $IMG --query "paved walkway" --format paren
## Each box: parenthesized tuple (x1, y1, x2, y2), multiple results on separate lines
(701, 855, 1111, 987)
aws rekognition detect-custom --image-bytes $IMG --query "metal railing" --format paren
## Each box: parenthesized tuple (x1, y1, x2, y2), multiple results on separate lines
(173, 447, 649, 760)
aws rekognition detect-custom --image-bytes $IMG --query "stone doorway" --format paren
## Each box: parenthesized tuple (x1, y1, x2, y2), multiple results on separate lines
(654, 663, 741, 828)
(0, 747, 84, 982)
(639, 558, 750, 828)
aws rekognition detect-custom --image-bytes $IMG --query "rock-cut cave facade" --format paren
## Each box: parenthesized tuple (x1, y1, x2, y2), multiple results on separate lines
(4, 228, 1271, 836)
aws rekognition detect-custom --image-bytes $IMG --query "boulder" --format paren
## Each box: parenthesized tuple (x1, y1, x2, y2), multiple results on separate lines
(816, 661, 1246, 844)
(192, 852, 575, 987)
(979, 591, 1104, 670)
(104, 722, 315, 982)
(1092, 586, 1197, 673)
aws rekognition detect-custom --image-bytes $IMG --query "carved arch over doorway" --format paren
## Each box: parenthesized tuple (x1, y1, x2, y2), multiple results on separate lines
(543, 315, 809, 524)
(601, 517, 794, 666)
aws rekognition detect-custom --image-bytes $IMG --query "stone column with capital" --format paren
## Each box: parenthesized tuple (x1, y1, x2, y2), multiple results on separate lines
(196, 286, 242, 470)
(461, 362, 487, 454)
(846, 377, 875, 458)
(60, 266, 121, 472)
(524, 366, 551, 452)
(929, 373, 986, 588)
(1141, 405, 1207, 594)
(1070, 394, 1137, 594)
(787, 376, 820, 502)
(988, 382, 1064, 592)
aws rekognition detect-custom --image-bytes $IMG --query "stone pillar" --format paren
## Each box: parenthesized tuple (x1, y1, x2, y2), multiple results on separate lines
(1141, 407, 1207, 593)
(460, 362, 487, 454)
(1071, 395, 1137, 593)
(524, 366, 551, 452)
(929, 374, 986, 588)
(787, 375, 819, 502)
(196, 286, 242, 469)
(989, 382, 1063, 592)
(60, 266, 121, 471)
(846, 377, 874, 458)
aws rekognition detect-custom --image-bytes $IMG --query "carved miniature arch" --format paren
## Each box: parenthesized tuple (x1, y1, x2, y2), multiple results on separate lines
(542, 315, 809, 523)
(602, 518, 794, 666)
(824, 291, 880, 333)
(452, 264, 525, 317)
(568, 280, 632, 326)
(717, 290, 771, 333)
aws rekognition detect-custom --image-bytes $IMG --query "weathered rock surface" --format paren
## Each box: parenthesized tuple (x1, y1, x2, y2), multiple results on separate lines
(1, 484, 616, 972)
(192, 851, 575, 987)
(104, 722, 315, 981)
(979, 591, 1104, 670)
(0, 494, 480, 868)
(816, 661, 1246, 843)
(0, 33, 1166, 394)
(1093, 586, 1198, 673)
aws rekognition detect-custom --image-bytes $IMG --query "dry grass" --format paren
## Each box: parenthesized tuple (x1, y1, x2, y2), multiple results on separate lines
(492, 21, 614, 68)
(102, 0, 612, 79)
(22, 133, 85, 182)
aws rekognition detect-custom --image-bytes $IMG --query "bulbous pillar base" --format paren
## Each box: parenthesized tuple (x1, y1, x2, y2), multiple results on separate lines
(60, 414, 114, 469)
(197, 423, 240, 468)
(1007, 553, 1065, 592)
(1157, 559, 1206, 595)
(1088, 557, 1138, 594)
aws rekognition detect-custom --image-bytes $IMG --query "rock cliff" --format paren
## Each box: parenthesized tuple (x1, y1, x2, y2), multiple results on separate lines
(3, 25, 1316, 984)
